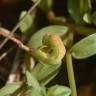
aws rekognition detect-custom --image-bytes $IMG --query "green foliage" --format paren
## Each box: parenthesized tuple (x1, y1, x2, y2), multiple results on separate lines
(1, 0, 96, 96)
(70, 33, 96, 59)
(83, 11, 96, 25)
(32, 62, 61, 85)
(0, 64, 70, 96)
(0, 82, 22, 96)
(47, 85, 71, 96)
(26, 71, 41, 91)
(25, 71, 71, 96)
(19, 11, 34, 34)
(83, 12, 92, 24)
(68, 0, 89, 24)
(26, 71, 42, 96)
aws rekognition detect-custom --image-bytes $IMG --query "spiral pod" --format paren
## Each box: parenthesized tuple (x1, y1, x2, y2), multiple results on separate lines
(34, 33, 66, 64)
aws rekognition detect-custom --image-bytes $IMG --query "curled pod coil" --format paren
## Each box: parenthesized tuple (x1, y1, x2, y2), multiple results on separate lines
(34, 33, 66, 64)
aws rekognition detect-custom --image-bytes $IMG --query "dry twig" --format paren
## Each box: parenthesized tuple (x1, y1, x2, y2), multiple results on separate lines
(6, 48, 21, 84)
(0, 0, 40, 49)
(0, 28, 30, 52)
(0, 46, 16, 61)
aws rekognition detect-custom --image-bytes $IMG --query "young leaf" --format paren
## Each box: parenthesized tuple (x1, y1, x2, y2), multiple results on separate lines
(47, 85, 71, 96)
(83, 11, 96, 25)
(83, 12, 92, 24)
(32, 62, 61, 85)
(0, 82, 21, 96)
(28, 25, 68, 48)
(70, 33, 96, 59)
(22, 88, 42, 96)
(26, 71, 41, 91)
(19, 11, 34, 34)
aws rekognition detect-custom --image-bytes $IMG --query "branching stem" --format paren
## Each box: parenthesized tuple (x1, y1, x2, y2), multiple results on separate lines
(0, 28, 30, 52)
(0, 0, 40, 49)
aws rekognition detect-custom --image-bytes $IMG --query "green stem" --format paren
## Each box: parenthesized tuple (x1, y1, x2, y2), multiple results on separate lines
(48, 13, 96, 36)
(66, 52, 77, 96)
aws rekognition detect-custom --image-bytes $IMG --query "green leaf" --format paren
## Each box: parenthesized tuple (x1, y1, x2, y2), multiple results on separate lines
(47, 85, 71, 96)
(26, 71, 41, 91)
(70, 33, 96, 59)
(32, 89, 43, 96)
(28, 25, 68, 48)
(41, 86, 47, 96)
(32, 62, 61, 85)
(19, 11, 33, 34)
(26, 71, 47, 96)
(0, 82, 21, 96)
(83, 12, 92, 24)
(22, 88, 42, 96)
(83, 11, 96, 25)
(68, 0, 89, 23)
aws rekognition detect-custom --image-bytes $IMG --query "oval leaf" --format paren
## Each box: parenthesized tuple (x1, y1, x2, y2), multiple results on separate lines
(70, 33, 96, 59)
(47, 85, 71, 96)
(26, 71, 41, 91)
(32, 62, 61, 85)
(19, 11, 34, 34)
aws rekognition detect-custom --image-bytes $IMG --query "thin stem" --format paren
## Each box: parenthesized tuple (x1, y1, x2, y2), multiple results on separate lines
(66, 52, 77, 96)
(0, 0, 40, 49)
(6, 48, 21, 84)
(0, 46, 16, 61)
(0, 28, 30, 52)
(47, 11, 96, 36)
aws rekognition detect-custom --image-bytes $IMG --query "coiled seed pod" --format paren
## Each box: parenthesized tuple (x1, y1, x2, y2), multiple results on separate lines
(34, 33, 66, 64)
